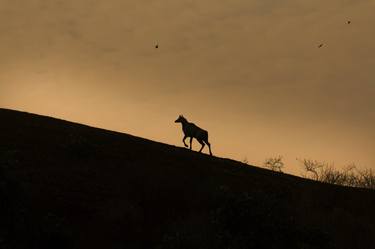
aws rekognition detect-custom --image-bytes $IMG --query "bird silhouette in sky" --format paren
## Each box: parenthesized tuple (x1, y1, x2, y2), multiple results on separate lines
(347, 20, 351, 24)
(318, 43, 324, 48)
(155, 43, 159, 49)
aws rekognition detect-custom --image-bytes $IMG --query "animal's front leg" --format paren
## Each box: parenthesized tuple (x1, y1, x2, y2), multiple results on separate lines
(183, 135, 188, 147)
(189, 137, 193, 150)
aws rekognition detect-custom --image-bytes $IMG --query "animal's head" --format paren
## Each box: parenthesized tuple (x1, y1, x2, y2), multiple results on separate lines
(175, 115, 185, 123)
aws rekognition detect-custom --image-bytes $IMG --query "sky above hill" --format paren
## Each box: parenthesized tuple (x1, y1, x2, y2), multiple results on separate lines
(1, 0, 374, 174)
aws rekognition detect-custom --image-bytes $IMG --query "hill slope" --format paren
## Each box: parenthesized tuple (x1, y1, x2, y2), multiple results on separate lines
(0, 108, 374, 249)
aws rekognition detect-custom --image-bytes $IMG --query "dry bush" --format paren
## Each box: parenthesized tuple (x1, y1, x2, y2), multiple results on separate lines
(356, 168, 375, 189)
(299, 159, 325, 180)
(298, 159, 375, 189)
(263, 156, 284, 173)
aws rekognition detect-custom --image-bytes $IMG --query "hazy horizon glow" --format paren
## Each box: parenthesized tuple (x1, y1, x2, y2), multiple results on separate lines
(1, 0, 374, 174)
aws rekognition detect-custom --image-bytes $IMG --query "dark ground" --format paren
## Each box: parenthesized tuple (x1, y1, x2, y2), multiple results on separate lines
(0, 108, 374, 249)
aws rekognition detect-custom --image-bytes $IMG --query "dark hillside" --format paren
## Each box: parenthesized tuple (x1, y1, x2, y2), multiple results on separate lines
(0, 108, 374, 249)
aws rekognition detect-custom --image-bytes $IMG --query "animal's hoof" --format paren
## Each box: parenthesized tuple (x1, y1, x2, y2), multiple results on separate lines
(184, 144, 188, 147)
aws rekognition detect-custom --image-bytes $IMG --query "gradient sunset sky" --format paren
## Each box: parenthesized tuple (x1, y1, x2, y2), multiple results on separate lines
(1, 0, 374, 174)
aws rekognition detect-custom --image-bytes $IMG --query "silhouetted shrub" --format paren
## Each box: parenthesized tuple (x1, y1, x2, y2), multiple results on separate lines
(356, 168, 375, 189)
(263, 156, 284, 172)
(299, 159, 375, 189)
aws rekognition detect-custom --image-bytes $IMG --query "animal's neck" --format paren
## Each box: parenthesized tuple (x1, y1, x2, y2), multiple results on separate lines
(180, 119, 189, 128)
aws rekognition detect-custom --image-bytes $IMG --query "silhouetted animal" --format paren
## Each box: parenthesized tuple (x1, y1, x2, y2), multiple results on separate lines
(155, 43, 158, 48)
(347, 20, 351, 24)
(318, 43, 324, 48)
(175, 115, 212, 156)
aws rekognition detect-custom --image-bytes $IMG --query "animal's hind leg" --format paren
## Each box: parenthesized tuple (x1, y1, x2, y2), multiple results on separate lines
(189, 137, 193, 150)
(198, 139, 205, 153)
(205, 140, 212, 156)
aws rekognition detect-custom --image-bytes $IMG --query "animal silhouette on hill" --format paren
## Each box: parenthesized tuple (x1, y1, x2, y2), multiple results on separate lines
(175, 115, 212, 156)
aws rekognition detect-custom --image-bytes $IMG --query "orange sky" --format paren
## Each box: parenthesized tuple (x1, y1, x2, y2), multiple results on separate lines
(1, 0, 374, 174)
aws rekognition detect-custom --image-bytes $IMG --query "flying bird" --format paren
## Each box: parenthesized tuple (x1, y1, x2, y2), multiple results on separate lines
(155, 43, 159, 49)
(318, 43, 324, 48)
(347, 20, 351, 24)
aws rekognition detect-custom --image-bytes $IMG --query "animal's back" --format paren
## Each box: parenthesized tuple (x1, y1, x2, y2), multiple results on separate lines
(187, 122, 208, 139)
